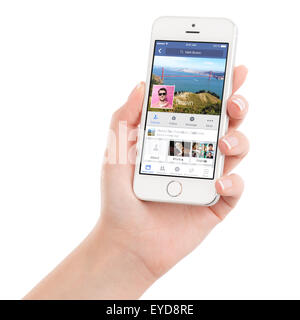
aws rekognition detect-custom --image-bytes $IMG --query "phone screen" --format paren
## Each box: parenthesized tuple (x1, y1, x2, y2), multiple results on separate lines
(140, 40, 229, 179)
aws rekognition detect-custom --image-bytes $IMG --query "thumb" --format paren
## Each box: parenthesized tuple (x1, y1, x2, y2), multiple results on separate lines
(110, 82, 145, 130)
(105, 82, 145, 167)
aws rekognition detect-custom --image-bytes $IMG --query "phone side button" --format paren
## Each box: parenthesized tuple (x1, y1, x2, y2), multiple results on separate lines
(166, 181, 182, 197)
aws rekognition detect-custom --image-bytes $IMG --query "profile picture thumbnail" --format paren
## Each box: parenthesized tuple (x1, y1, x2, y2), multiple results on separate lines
(151, 85, 175, 109)
(169, 141, 191, 157)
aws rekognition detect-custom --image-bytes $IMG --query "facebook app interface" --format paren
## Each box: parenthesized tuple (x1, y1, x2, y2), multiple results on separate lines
(140, 41, 229, 179)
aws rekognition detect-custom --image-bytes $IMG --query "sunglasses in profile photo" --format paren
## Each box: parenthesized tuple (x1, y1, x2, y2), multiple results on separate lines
(151, 85, 175, 109)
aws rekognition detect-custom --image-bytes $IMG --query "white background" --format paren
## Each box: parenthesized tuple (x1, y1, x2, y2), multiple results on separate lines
(0, 0, 299, 299)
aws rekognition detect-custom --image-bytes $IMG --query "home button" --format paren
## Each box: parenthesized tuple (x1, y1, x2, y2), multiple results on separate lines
(167, 181, 182, 197)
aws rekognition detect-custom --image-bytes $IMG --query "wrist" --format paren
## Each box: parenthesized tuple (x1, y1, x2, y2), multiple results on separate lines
(89, 220, 157, 299)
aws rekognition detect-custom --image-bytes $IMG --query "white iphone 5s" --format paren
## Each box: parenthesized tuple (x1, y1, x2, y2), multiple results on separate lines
(134, 17, 237, 206)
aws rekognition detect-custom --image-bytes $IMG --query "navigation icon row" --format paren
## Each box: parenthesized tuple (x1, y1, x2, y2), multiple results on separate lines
(148, 112, 218, 130)
(141, 162, 212, 177)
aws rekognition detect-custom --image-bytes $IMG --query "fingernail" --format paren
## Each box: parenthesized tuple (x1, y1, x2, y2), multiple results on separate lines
(221, 135, 239, 150)
(231, 97, 246, 112)
(128, 82, 143, 99)
(136, 81, 143, 89)
(218, 178, 233, 191)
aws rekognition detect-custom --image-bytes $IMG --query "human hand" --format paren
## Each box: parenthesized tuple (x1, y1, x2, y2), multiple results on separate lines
(100, 66, 249, 284)
(24, 66, 248, 300)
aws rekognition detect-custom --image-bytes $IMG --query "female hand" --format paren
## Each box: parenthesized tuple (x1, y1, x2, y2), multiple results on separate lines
(100, 65, 249, 284)
(25, 66, 249, 300)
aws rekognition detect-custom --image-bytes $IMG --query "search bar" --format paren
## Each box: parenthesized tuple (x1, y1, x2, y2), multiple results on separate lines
(165, 48, 225, 58)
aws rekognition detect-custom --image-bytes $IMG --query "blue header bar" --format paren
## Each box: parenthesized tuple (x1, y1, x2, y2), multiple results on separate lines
(155, 41, 228, 59)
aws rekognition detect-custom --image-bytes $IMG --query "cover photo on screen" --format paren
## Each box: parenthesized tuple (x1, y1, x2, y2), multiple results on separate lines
(148, 42, 227, 115)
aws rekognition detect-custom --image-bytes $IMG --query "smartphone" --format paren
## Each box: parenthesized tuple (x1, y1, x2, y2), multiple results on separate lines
(133, 17, 237, 206)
